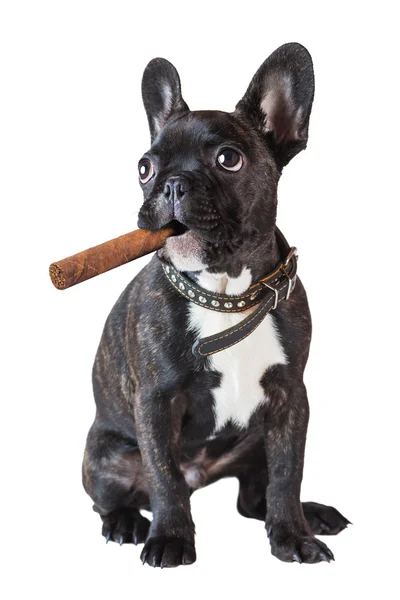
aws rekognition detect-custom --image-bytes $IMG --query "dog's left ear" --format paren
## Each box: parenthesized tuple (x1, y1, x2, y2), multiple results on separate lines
(235, 43, 314, 169)
(142, 58, 189, 143)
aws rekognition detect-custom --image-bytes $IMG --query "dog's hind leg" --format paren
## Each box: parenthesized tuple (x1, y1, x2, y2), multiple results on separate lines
(188, 435, 350, 535)
(237, 470, 267, 521)
(301, 502, 351, 535)
(237, 471, 350, 534)
(82, 423, 150, 545)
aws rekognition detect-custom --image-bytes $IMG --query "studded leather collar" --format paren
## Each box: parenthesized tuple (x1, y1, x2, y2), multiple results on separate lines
(160, 228, 298, 357)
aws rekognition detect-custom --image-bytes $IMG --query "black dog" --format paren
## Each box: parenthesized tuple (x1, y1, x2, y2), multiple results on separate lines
(82, 42, 349, 567)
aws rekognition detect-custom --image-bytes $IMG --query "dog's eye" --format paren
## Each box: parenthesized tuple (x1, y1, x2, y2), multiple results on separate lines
(138, 159, 155, 183)
(217, 148, 243, 172)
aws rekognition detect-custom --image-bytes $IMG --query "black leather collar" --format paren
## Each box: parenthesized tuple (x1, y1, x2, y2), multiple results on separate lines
(160, 228, 298, 357)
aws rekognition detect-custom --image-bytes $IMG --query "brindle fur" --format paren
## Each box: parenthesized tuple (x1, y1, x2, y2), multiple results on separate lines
(82, 43, 349, 568)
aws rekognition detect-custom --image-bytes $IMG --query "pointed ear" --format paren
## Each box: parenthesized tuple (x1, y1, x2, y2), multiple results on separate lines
(142, 58, 189, 142)
(235, 43, 315, 169)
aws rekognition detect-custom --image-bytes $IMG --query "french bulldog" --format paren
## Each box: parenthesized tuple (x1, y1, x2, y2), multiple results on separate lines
(82, 42, 349, 568)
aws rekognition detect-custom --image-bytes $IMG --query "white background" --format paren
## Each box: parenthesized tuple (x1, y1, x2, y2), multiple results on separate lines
(1, 1, 399, 598)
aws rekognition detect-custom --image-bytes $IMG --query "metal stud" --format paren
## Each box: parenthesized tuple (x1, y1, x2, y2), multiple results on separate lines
(188, 290, 195, 298)
(237, 300, 246, 308)
(179, 282, 185, 291)
(211, 300, 220, 307)
(171, 274, 177, 282)
(224, 302, 233, 309)
(199, 296, 207, 303)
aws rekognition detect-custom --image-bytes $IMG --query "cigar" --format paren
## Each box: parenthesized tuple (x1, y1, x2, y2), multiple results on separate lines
(49, 227, 175, 290)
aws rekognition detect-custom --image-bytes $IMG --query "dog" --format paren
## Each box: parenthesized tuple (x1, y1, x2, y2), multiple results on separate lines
(82, 42, 349, 568)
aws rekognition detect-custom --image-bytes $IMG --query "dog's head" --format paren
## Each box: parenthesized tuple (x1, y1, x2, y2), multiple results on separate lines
(137, 43, 314, 274)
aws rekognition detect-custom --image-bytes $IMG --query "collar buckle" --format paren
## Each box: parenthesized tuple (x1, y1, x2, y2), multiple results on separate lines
(281, 247, 298, 300)
(281, 266, 296, 300)
(261, 282, 279, 310)
(284, 246, 298, 267)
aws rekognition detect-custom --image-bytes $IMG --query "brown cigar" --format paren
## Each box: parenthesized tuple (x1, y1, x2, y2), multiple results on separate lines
(49, 227, 175, 290)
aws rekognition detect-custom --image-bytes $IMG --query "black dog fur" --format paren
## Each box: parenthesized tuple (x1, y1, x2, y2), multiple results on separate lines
(82, 43, 350, 568)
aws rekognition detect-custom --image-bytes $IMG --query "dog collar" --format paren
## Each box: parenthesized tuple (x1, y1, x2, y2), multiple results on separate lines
(160, 229, 298, 358)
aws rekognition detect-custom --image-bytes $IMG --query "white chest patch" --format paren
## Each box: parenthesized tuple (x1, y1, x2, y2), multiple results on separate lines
(187, 268, 287, 432)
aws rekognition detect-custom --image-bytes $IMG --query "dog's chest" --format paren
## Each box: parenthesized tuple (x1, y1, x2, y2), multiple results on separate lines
(187, 268, 287, 432)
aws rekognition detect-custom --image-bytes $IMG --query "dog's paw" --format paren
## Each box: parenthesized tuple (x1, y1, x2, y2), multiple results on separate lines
(267, 522, 334, 564)
(101, 508, 150, 545)
(302, 501, 351, 535)
(140, 536, 196, 568)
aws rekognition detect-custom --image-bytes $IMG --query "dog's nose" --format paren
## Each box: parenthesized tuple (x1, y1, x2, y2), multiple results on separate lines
(164, 176, 190, 202)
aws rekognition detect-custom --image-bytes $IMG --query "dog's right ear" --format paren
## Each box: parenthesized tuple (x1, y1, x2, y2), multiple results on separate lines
(142, 58, 189, 143)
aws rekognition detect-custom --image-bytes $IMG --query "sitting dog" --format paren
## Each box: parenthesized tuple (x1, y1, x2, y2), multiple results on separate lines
(82, 42, 349, 567)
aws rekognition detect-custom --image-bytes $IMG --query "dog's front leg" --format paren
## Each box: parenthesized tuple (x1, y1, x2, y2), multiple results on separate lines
(265, 382, 334, 564)
(135, 391, 196, 568)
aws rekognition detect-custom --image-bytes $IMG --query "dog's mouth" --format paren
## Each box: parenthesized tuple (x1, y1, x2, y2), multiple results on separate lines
(168, 219, 190, 238)
(157, 219, 207, 270)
